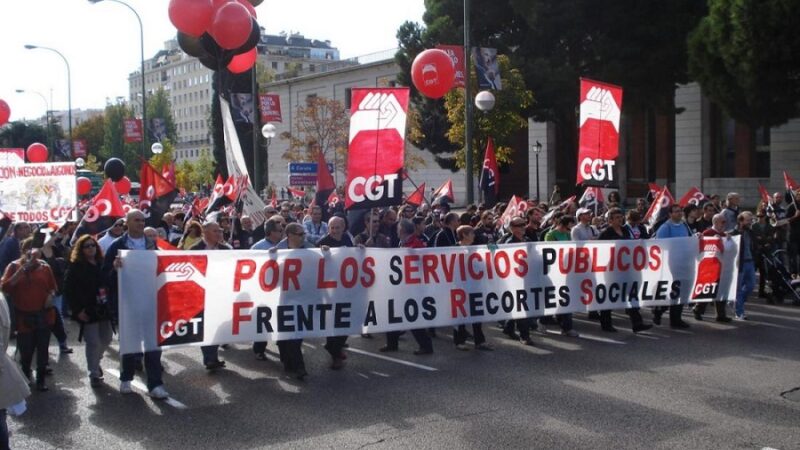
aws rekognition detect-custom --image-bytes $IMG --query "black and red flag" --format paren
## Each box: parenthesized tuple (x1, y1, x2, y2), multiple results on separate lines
(140, 161, 178, 227)
(205, 174, 238, 215)
(315, 151, 336, 219)
(432, 179, 455, 205)
(73, 180, 127, 238)
(479, 137, 500, 207)
(406, 182, 426, 207)
(344, 88, 409, 210)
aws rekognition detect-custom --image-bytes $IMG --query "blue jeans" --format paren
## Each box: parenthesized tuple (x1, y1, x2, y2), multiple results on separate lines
(736, 261, 756, 317)
(121, 350, 163, 391)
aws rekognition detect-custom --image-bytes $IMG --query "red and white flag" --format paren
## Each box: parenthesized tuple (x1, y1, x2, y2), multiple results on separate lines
(344, 88, 409, 209)
(435, 45, 466, 88)
(73, 180, 127, 238)
(123, 119, 143, 143)
(498, 195, 528, 229)
(784, 171, 798, 191)
(678, 187, 707, 207)
(270, 190, 277, 208)
(577, 78, 622, 186)
(288, 187, 306, 199)
(432, 179, 455, 205)
(757, 183, 771, 206)
(326, 190, 340, 209)
(405, 183, 426, 207)
(644, 186, 675, 229)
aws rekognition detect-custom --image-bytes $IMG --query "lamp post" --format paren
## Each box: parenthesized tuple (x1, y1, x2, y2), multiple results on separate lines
(475, 91, 495, 202)
(15, 89, 51, 149)
(75, 157, 86, 168)
(89, 0, 147, 160)
(463, 0, 474, 205)
(24, 45, 71, 159)
(151, 142, 163, 155)
(533, 140, 542, 201)
(261, 123, 276, 193)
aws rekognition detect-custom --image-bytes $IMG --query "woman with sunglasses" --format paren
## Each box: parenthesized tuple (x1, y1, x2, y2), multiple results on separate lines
(1, 238, 57, 391)
(64, 235, 113, 387)
(178, 220, 203, 250)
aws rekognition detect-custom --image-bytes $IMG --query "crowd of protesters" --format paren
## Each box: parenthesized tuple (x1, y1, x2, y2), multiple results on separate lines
(1, 185, 798, 448)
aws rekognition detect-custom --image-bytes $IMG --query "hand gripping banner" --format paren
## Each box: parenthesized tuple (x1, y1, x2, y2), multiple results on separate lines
(118, 236, 740, 354)
(344, 88, 409, 210)
(577, 78, 623, 187)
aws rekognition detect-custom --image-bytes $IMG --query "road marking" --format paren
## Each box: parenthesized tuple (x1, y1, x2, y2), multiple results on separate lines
(105, 369, 188, 410)
(346, 347, 438, 372)
(572, 333, 626, 345)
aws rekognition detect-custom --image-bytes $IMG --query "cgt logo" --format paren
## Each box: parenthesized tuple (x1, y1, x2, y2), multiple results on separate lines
(156, 255, 208, 346)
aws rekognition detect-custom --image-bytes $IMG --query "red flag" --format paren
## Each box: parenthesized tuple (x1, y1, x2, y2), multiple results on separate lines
(432, 179, 455, 205)
(678, 187, 707, 207)
(344, 88, 409, 209)
(577, 78, 622, 186)
(223, 175, 238, 202)
(406, 183, 426, 207)
(784, 171, 798, 191)
(498, 195, 528, 229)
(435, 45, 466, 88)
(315, 151, 336, 210)
(258, 93, 283, 123)
(480, 137, 500, 198)
(156, 238, 178, 250)
(578, 186, 605, 209)
(270, 190, 277, 208)
(326, 190, 340, 209)
(644, 186, 675, 228)
(123, 119, 143, 143)
(73, 180, 127, 238)
(288, 187, 306, 199)
(757, 183, 771, 205)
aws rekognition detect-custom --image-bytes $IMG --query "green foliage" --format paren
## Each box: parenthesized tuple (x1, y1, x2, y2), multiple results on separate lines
(175, 150, 215, 191)
(0, 121, 50, 150)
(146, 87, 178, 143)
(444, 55, 533, 174)
(148, 138, 175, 171)
(101, 102, 143, 181)
(73, 115, 104, 162)
(688, 0, 800, 128)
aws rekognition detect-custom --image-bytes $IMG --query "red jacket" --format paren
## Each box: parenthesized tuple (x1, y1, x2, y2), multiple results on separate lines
(401, 235, 427, 249)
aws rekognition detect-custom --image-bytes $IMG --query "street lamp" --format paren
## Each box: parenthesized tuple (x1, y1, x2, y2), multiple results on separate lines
(15, 89, 51, 148)
(24, 45, 71, 159)
(89, 0, 147, 160)
(151, 142, 163, 155)
(475, 90, 496, 112)
(261, 123, 276, 189)
(533, 140, 543, 201)
(75, 157, 86, 168)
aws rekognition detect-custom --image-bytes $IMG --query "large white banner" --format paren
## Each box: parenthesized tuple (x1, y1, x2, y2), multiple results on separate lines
(118, 236, 740, 354)
(0, 162, 77, 222)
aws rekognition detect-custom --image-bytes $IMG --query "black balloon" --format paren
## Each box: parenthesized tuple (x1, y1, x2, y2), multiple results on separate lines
(104, 158, 126, 182)
(248, 0, 264, 6)
(199, 32, 234, 71)
(233, 18, 260, 55)
(177, 32, 207, 58)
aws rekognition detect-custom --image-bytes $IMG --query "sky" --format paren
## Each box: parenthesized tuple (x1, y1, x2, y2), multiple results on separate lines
(0, 0, 426, 121)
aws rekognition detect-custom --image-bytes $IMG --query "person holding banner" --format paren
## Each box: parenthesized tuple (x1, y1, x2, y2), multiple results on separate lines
(104, 210, 170, 399)
(317, 216, 354, 370)
(653, 205, 693, 329)
(190, 220, 231, 371)
(598, 208, 653, 333)
(730, 212, 757, 320)
(64, 235, 113, 387)
(693, 214, 733, 322)
(380, 219, 434, 355)
(250, 217, 287, 360)
(500, 216, 536, 346)
(354, 212, 391, 248)
(452, 225, 493, 351)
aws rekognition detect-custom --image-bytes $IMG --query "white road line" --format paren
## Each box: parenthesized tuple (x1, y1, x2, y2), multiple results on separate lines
(346, 347, 438, 372)
(105, 369, 188, 410)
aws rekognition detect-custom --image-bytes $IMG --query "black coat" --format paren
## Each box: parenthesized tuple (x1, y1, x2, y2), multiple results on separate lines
(64, 261, 107, 323)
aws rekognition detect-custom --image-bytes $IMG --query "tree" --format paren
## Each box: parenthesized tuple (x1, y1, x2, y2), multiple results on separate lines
(443, 55, 533, 174)
(101, 102, 142, 180)
(688, 0, 800, 128)
(193, 150, 215, 189)
(82, 153, 102, 172)
(73, 115, 104, 163)
(255, 61, 275, 90)
(146, 87, 178, 143)
(175, 159, 196, 191)
(280, 96, 349, 175)
(148, 138, 176, 172)
(0, 121, 50, 150)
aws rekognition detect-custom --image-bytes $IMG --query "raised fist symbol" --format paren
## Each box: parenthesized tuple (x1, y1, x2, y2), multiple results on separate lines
(579, 87, 621, 132)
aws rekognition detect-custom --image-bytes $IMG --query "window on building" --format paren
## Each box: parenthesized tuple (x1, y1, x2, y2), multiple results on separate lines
(272, 61, 278, 70)
(709, 103, 770, 178)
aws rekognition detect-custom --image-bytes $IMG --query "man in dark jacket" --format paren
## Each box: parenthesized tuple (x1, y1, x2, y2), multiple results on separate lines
(103, 209, 169, 400)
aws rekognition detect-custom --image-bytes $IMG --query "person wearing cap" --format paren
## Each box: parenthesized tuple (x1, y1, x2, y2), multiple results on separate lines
(571, 208, 599, 241)
(98, 219, 125, 254)
(498, 216, 536, 346)
(190, 220, 231, 371)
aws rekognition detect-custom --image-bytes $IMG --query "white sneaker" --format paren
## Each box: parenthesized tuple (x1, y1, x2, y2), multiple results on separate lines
(734, 314, 748, 321)
(148, 385, 169, 400)
(119, 381, 133, 394)
(561, 329, 580, 337)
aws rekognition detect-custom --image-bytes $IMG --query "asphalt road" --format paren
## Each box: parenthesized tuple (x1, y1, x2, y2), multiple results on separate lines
(6, 296, 800, 450)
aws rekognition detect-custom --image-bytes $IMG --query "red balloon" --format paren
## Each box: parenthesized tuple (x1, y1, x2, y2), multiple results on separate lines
(227, 47, 257, 73)
(0, 99, 9, 126)
(411, 49, 456, 99)
(77, 177, 92, 196)
(115, 176, 132, 195)
(235, 0, 256, 17)
(210, 2, 253, 50)
(169, 0, 215, 37)
(26, 143, 49, 163)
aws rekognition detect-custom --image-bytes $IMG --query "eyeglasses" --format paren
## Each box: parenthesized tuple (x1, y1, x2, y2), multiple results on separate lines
(290, 232, 306, 237)
(82, 243, 97, 249)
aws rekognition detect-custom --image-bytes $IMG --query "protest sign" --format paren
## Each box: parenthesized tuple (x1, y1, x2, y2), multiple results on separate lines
(0, 162, 77, 222)
(118, 236, 739, 354)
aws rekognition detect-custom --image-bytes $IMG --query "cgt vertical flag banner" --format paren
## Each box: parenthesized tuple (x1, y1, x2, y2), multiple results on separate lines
(577, 78, 622, 187)
(258, 94, 282, 123)
(344, 88, 409, 210)
(123, 119, 143, 143)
